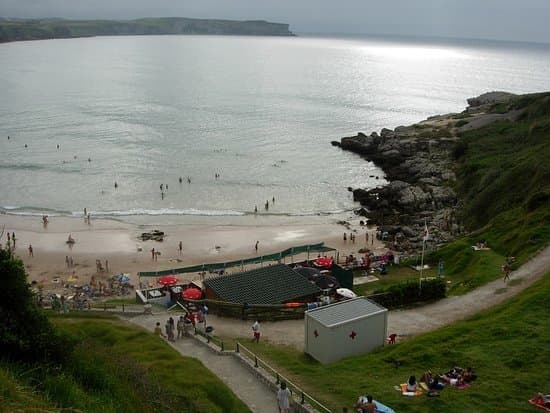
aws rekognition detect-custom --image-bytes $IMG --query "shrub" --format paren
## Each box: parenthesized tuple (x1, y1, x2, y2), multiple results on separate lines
(370, 278, 446, 308)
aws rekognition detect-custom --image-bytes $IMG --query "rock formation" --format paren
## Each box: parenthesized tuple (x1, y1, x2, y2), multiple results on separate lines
(334, 92, 519, 253)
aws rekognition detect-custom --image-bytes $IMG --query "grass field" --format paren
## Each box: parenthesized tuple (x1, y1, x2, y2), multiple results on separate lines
(244, 273, 550, 412)
(1, 313, 251, 413)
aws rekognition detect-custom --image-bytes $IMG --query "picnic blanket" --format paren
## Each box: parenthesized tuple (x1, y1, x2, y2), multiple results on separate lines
(529, 397, 550, 411)
(399, 383, 423, 396)
(374, 400, 396, 413)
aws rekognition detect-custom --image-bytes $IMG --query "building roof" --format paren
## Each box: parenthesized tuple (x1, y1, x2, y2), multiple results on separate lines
(204, 264, 321, 304)
(306, 297, 387, 327)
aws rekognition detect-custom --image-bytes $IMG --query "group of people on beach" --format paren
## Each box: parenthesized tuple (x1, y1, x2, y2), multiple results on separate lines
(254, 196, 275, 214)
(5, 231, 16, 249)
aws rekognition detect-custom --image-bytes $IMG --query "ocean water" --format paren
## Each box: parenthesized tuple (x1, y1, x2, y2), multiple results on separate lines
(1, 34, 549, 222)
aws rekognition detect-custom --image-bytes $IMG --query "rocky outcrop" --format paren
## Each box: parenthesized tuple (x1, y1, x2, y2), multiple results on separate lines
(336, 92, 521, 253)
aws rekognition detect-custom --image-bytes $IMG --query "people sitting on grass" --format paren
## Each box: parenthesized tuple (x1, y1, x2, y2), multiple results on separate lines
(355, 394, 377, 413)
(406, 375, 418, 392)
(420, 371, 445, 390)
(533, 393, 550, 408)
(439, 366, 476, 387)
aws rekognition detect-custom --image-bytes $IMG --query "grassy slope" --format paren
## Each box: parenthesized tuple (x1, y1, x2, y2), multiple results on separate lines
(0, 313, 250, 413)
(248, 273, 550, 412)
(455, 93, 550, 258)
(414, 93, 550, 294)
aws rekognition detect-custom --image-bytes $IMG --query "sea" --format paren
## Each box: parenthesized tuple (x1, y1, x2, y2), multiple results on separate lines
(1, 34, 550, 224)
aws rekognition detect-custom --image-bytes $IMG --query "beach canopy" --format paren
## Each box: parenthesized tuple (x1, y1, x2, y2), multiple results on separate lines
(314, 257, 334, 269)
(336, 287, 357, 299)
(182, 288, 202, 300)
(157, 275, 179, 286)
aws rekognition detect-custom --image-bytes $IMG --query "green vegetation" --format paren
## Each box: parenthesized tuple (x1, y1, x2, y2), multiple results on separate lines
(0, 244, 249, 413)
(0, 17, 293, 43)
(1, 314, 250, 413)
(454, 92, 550, 259)
(371, 278, 446, 308)
(246, 273, 550, 412)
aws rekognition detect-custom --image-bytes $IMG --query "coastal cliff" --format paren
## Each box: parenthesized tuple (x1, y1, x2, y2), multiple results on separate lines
(334, 91, 548, 253)
(0, 17, 294, 43)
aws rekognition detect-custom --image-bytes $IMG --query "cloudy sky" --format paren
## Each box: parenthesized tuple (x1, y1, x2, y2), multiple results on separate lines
(2, 0, 550, 43)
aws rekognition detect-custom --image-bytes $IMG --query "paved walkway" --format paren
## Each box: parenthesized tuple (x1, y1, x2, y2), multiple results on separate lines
(130, 316, 279, 413)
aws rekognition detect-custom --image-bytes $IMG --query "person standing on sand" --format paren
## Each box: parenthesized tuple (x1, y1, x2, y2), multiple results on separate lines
(28, 244, 33, 257)
(255, 240, 259, 252)
(114, 181, 118, 188)
(178, 241, 183, 254)
(252, 320, 261, 343)
(343, 232, 347, 242)
(151, 248, 155, 260)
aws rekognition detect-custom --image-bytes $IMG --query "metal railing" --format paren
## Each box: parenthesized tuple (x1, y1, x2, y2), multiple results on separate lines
(235, 341, 332, 413)
(193, 326, 226, 351)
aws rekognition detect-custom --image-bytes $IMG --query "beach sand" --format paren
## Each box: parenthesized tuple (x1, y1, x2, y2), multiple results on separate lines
(0, 213, 386, 296)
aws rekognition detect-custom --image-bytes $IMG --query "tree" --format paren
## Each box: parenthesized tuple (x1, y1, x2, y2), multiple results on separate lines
(0, 243, 71, 363)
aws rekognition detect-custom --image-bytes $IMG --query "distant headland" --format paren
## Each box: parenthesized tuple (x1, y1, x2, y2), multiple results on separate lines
(0, 17, 295, 43)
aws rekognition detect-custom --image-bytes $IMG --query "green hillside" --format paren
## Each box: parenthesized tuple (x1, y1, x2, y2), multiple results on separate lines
(0, 17, 293, 43)
(0, 313, 251, 413)
(0, 246, 249, 413)
(454, 92, 550, 259)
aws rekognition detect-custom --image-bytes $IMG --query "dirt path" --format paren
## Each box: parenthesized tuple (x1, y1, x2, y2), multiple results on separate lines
(194, 246, 550, 348)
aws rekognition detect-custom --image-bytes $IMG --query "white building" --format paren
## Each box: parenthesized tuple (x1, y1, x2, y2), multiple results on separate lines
(304, 297, 388, 364)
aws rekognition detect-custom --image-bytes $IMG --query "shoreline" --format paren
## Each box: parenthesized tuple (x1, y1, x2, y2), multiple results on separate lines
(1, 213, 386, 295)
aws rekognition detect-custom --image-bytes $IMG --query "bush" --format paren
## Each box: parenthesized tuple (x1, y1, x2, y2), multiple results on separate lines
(0, 246, 73, 363)
(451, 141, 468, 160)
(370, 278, 446, 308)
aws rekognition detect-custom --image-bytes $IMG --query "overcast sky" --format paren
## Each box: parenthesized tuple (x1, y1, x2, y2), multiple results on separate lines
(2, 0, 550, 43)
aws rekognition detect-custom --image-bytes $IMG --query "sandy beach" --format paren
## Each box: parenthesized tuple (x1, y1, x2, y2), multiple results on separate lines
(0, 213, 386, 296)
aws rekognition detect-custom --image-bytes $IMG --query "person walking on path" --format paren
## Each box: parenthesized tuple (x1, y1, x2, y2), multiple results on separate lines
(502, 262, 512, 283)
(178, 241, 183, 254)
(252, 320, 261, 343)
(154, 322, 166, 339)
(177, 316, 185, 339)
(276, 381, 291, 413)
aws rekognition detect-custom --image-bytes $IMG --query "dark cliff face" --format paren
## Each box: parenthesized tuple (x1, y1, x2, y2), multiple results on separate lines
(0, 17, 295, 43)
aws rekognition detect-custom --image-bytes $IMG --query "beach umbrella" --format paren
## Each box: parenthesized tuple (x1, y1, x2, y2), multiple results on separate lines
(314, 257, 334, 269)
(157, 275, 179, 286)
(294, 267, 322, 280)
(182, 288, 202, 300)
(118, 274, 130, 283)
(336, 288, 357, 299)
